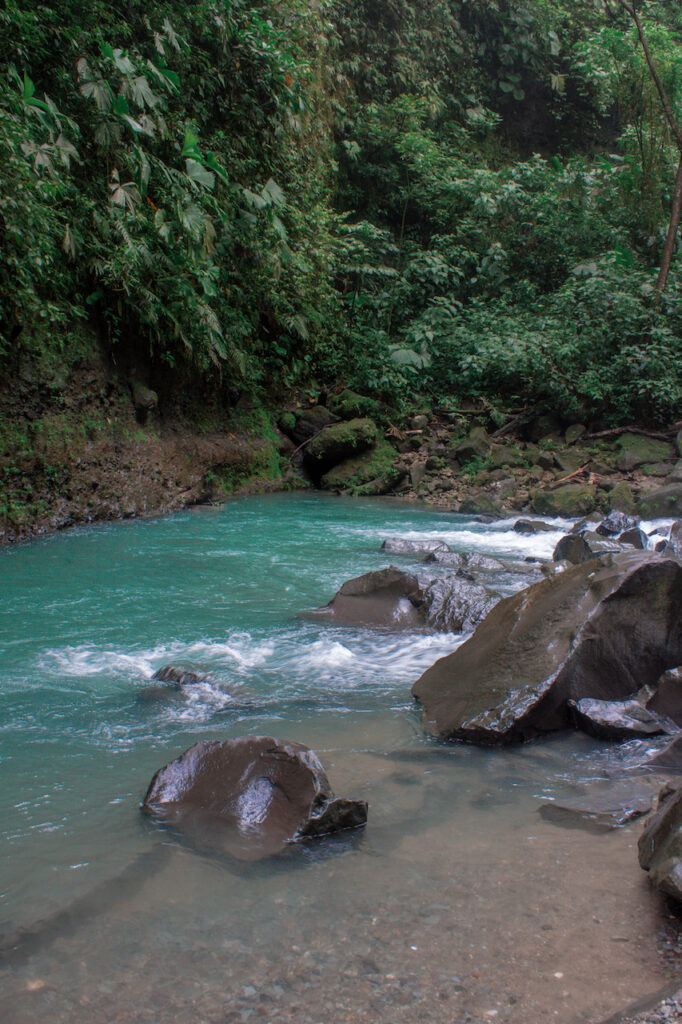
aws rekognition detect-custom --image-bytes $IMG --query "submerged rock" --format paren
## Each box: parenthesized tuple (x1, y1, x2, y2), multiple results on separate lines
(137, 664, 214, 702)
(540, 779, 661, 833)
(152, 665, 211, 688)
(568, 697, 674, 741)
(412, 552, 682, 744)
(638, 783, 682, 902)
(142, 736, 368, 860)
(304, 567, 424, 629)
(381, 538, 450, 555)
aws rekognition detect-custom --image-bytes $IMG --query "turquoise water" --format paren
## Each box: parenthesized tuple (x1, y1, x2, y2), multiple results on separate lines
(0, 495, 676, 1023)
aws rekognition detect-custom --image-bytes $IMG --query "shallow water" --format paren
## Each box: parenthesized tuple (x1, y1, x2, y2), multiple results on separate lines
(0, 494, 679, 1023)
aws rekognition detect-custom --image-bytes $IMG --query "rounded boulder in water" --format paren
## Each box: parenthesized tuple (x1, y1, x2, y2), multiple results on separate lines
(142, 736, 368, 860)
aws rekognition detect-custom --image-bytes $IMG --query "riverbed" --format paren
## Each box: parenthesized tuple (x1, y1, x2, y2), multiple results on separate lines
(0, 494, 679, 1023)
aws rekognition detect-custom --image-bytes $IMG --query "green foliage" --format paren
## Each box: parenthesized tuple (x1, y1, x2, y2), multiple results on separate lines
(0, 0, 340, 385)
(330, 0, 682, 423)
(2, 0, 682, 427)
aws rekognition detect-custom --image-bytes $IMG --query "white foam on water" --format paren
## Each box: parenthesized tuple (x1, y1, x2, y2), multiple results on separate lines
(295, 639, 356, 670)
(38, 633, 277, 682)
(370, 525, 566, 560)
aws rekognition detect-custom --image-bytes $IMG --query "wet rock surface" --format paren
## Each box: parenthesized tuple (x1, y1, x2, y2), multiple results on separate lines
(553, 533, 619, 564)
(412, 553, 682, 744)
(598, 982, 682, 1024)
(142, 736, 367, 860)
(619, 527, 648, 550)
(569, 697, 675, 741)
(647, 668, 682, 726)
(650, 735, 682, 772)
(597, 511, 638, 537)
(304, 567, 425, 629)
(421, 575, 498, 633)
(381, 538, 450, 555)
(423, 550, 507, 573)
(514, 519, 556, 534)
(152, 665, 211, 688)
(639, 784, 682, 902)
(304, 565, 499, 633)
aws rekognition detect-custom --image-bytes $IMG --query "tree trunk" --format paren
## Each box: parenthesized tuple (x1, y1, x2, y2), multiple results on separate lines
(656, 154, 682, 293)
(616, 1, 682, 293)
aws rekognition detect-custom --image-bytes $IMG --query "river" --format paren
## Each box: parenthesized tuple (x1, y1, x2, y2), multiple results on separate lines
(0, 494, 678, 1023)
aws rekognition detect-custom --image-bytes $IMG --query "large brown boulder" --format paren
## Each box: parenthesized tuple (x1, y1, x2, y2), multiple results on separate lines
(303, 567, 498, 633)
(304, 567, 425, 629)
(412, 553, 682, 744)
(142, 736, 367, 860)
(638, 784, 682, 902)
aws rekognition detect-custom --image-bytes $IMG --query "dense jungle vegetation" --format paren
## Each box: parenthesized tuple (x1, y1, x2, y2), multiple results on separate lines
(2, 0, 682, 424)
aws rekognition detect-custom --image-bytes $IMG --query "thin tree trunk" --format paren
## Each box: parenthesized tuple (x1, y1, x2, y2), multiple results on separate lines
(656, 153, 682, 293)
(624, 2, 682, 149)
(616, 1, 682, 293)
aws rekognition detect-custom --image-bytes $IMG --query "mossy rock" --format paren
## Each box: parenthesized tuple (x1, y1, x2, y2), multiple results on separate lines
(454, 427, 490, 464)
(615, 433, 675, 472)
(564, 424, 586, 445)
(306, 417, 378, 471)
(489, 445, 524, 469)
(278, 411, 297, 435)
(320, 441, 401, 495)
(608, 481, 637, 515)
(528, 413, 562, 443)
(328, 390, 382, 421)
(554, 449, 586, 473)
(458, 492, 502, 516)
(641, 462, 675, 478)
(531, 484, 597, 517)
(638, 484, 682, 518)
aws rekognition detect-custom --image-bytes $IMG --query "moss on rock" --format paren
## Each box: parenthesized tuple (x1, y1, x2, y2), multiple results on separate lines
(616, 433, 675, 472)
(531, 484, 597, 517)
(306, 417, 378, 471)
(608, 481, 637, 514)
(320, 441, 401, 495)
(328, 390, 382, 421)
(638, 484, 682, 518)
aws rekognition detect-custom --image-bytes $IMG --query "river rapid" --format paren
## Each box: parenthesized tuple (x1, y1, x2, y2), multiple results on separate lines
(0, 494, 679, 1024)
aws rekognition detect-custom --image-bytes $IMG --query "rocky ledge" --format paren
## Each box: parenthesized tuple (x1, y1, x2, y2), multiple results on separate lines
(281, 396, 682, 518)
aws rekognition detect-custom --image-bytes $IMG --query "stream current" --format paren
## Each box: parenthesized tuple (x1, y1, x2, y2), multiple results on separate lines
(0, 493, 679, 1023)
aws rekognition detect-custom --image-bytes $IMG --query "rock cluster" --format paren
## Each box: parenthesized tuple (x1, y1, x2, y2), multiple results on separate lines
(411, 552, 682, 744)
(281, 401, 682, 518)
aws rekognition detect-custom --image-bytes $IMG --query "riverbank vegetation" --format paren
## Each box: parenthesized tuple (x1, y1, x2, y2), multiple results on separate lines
(2, 1, 682, 427)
